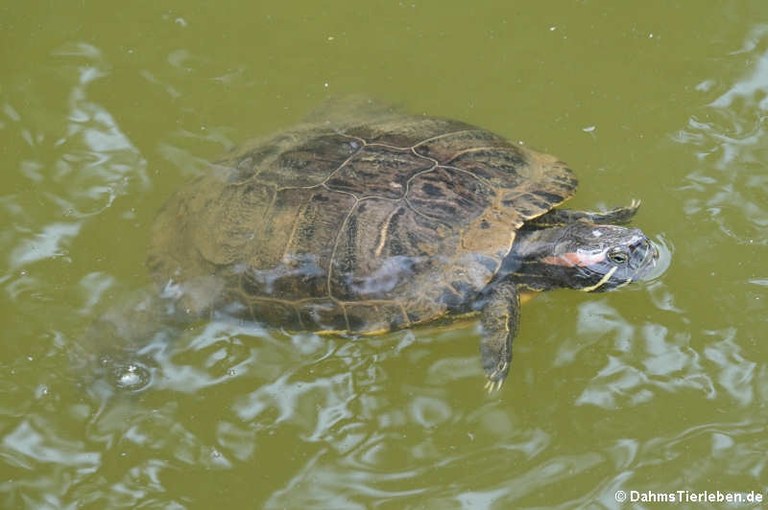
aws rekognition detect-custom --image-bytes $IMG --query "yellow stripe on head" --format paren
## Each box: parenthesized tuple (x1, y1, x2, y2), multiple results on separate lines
(580, 265, 618, 292)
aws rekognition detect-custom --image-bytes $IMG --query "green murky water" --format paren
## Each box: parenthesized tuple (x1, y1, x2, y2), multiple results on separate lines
(2, 1, 767, 508)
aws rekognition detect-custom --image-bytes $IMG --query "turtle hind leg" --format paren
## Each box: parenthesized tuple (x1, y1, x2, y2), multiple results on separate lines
(526, 199, 641, 228)
(479, 280, 520, 393)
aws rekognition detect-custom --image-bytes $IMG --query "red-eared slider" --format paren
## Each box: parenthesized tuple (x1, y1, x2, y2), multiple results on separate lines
(146, 105, 658, 391)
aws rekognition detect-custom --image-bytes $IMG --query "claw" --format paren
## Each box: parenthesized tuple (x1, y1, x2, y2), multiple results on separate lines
(484, 377, 505, 393)
(483, 361, 508, 393)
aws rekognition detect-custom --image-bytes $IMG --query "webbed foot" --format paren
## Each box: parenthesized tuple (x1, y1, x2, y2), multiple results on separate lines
(527, 199, 641, 228)
(591, 199, 641, 225)
(479, 281, 519, 393)
(483, 361, 509, 393)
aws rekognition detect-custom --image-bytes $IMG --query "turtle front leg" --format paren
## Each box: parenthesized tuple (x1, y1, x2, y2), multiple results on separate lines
(479, 281, 520, 393)
(527, 199, 641, 227)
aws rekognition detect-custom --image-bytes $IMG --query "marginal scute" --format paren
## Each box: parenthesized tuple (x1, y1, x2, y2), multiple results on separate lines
(297, 299, 349, 331)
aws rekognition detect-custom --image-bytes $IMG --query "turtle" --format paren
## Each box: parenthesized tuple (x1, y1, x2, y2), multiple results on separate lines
(145, 104, 658, 391)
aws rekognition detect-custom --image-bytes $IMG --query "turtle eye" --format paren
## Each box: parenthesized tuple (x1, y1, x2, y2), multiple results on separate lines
(607, 248, 629, 265)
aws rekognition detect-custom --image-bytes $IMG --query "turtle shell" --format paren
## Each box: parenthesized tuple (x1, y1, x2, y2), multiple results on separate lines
(147, 111, 577, 334)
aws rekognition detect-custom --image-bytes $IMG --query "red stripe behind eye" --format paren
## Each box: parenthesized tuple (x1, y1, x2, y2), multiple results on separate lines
(542, 252, 603, 267)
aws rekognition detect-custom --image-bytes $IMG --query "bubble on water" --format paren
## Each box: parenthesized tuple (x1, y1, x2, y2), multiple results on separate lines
(111, 361, 152, 392)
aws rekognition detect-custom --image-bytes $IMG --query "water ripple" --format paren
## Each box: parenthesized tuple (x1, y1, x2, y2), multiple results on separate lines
(675, 27, 768, 244)
(3, 42, 146, 275)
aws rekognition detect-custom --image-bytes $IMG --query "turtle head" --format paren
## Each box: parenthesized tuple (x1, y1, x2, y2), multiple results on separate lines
(511, 222, 658, 292)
